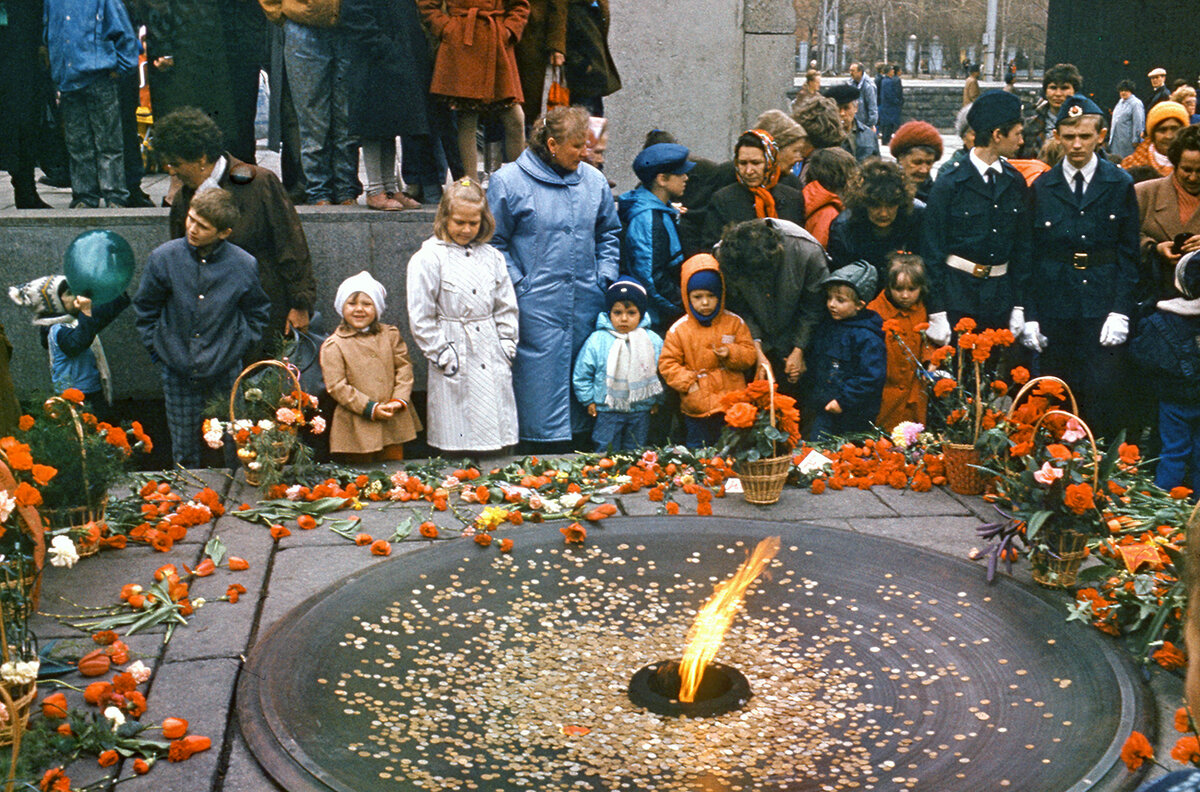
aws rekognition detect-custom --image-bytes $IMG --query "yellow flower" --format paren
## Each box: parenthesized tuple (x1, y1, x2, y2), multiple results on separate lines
(476, 506, 509, 530)
(351, 499, 364, 511)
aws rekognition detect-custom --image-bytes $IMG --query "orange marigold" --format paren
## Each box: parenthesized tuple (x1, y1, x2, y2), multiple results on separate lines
(933, 379, 956, 398)
(810, 478, 826, 494)
(17, 415, 34, 432)
(1154, 640, 1187, 670)
(61, 388, 85, 404)
(561, 522, 587, 544)
(1177, 706, 1192, 734)
(370, 539, 392, 555)
(473, 533, 493, 548)
(1170, 486, 1193, 500)
(1171, 735, 1200, 765)
(1120, 731, 1154, 771)
(419, 521, 439, 539)
(1010, 366, 1030, 385)
(1063, 483, 1095, 515)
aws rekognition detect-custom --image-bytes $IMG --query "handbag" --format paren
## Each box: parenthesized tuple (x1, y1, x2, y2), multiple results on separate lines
(546, 65, 570, 109)
(279, 313, 328, 399)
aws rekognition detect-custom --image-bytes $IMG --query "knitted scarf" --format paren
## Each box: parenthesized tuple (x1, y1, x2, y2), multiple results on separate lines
(604, 327, 663, 411)
(737, 129, 780, 219)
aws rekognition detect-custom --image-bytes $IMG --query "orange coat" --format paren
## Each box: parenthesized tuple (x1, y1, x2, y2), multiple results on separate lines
(1121, 140, 1173, 177)
(802, 180, 842, 248)
(867, 292, 928, 430)
(420, 0, 529, 103)
(659, 254, 757, 417)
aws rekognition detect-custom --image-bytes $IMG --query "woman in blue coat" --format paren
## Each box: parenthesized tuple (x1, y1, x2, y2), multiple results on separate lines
(487, 105, 622, 445)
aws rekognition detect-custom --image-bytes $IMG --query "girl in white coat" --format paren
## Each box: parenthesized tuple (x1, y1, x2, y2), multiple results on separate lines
(407, 179, 520, 453)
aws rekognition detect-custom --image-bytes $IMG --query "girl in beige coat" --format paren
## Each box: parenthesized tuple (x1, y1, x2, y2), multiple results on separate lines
(320, 271, 421, 461)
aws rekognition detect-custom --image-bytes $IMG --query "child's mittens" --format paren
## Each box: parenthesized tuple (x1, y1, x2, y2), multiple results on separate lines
(499, 339, 517, 362)
(436, 345, 459, 376)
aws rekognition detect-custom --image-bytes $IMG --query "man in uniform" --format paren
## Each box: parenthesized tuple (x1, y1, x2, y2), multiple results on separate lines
(921, 90, 1031, 346)
(153, 108, 316, 358)
(1022, 95, 1139, 440)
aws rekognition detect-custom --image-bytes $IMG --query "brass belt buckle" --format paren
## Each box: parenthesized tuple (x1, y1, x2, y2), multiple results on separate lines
(972, 263, 991, 278)
(1072, 252, 1088, 270)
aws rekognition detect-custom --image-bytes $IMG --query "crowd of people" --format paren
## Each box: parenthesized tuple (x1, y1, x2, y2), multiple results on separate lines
(0, 0, 620, 210)
(7, 29, 1200, 497)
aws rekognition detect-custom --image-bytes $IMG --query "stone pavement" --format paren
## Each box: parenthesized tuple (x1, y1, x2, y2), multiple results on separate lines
(23, 461, 1181, 791)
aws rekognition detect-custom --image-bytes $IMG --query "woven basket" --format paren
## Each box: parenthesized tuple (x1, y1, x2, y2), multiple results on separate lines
(0, 682, 36, 747)
(0, 564, 40, 620)
(231, 361, 302, 486)
(1031, 530, 1090, 589)
(942, 442, 987, 495)
(737, 455, 793, 505)
(39, 496, 108, 557)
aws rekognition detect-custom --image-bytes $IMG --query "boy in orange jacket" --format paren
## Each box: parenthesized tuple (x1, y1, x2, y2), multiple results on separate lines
(659, 254, 757, 448)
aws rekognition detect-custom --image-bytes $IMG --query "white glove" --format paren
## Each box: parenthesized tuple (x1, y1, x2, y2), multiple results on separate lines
(1099, 313, 1129, 346)
(926, 312, 952, 346)
(1008, 306, 1025, 337)
(436, 345, 459, 376)
(499, 338, 517, 361)
(1021, 321, 1047, 352)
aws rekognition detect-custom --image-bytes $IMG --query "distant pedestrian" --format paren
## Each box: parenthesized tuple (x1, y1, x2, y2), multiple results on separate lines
(1147, 67, 1170, 109)
(879, 66, 904, 145)
(1108, 79, 1146, 160)
(963, 63, 981, 107)
(848, 62, 878, 134)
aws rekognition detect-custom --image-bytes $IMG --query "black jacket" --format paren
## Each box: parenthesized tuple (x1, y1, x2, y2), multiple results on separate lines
(803, 308, 886, 430)
(134, 239, 271, 380)
(701, 181, 805, 252)
(1132, 308, 1200, 404)
(1028, 158, 1140, 321)
(827, 205, 924, 297)
(341, 0, 431, 138)
(921, 156, 1031, 323)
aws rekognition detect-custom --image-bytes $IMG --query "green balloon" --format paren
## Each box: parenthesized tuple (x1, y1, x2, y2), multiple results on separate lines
(63, 230, 135, 305)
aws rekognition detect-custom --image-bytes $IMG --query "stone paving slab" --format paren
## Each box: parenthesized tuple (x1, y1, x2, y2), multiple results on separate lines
(15, 466, 1184, 791)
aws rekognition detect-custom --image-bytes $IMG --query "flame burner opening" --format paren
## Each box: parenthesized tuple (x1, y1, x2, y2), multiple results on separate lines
(628, 660, 751, 717)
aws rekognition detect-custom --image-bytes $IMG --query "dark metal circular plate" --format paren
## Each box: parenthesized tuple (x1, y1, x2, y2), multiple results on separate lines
(238, 517, 1150, 792)
(628, 660, 752, 717)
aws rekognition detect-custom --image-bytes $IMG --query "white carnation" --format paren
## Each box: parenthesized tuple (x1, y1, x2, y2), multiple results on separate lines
(0, 491, 15, 523)
(48, 535, 79, 568)
(0, 660, 39, 685)
(560, 492, 583, 509)
(103, 706, 125, 729)
(126, 660, 152, 683)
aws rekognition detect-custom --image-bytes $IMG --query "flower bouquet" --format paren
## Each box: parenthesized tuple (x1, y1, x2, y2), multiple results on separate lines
(13, 391, 150, 555)
(923, 319, 1017, 494)
(206, 360, 325, 488)
(977, 409, 1121, 587)
(0, 456, 43, 748)
(717, 372, 801, 505)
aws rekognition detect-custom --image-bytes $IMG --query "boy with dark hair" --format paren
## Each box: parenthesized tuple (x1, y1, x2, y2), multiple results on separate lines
(1021, 62, 1082, 158)
(617, 143, 694, 333)
(134, 188, 271, 466)
(922, 90, 1032, 345)
(802, 260, 886, 440)
(1023, 95, 1139, 441)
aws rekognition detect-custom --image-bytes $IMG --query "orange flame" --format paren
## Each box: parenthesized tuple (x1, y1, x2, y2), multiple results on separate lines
(677, 536, 780, 702)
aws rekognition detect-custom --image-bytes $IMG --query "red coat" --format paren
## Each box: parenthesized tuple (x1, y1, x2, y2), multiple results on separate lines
(420, 0, 529, 103)
(867, 291, 928, 431)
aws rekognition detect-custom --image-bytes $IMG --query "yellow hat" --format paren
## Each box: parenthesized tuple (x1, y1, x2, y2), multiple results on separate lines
(1146, 101, 1189, 135)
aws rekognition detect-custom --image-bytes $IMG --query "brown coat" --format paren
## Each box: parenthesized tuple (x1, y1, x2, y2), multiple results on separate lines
(514, 0, 566, 120)
(258, 0, 340, 26)
(866, 292, 928, 431)
(1136, 175, 1200, 299)
(320, 324, 421, 453)
(658, 255, 757, 417)
(419, 0, 529, 103)
(168, 155, 316, 341)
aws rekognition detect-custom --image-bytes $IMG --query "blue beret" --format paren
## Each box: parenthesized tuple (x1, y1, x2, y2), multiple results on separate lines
(966, 90, 1023, 138)
(607, 277, 648, 314)
(1055, 95, 1106, 126)
(633, 143, 694, 184)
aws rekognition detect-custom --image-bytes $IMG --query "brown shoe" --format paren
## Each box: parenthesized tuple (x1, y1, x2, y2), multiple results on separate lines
(338, 198, 357, 206)
(366, 192, 405, 211)
(314, 199, 332, 206)
(388, 192, 422, 210)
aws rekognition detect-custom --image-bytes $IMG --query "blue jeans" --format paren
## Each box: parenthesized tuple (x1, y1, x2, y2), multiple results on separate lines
(684, 414, 725, 450)
(60, 76, 128, 207)
(1155, 401, 1200, 494)
(593, 411, 651, 452)
(284, 20, 360, 203)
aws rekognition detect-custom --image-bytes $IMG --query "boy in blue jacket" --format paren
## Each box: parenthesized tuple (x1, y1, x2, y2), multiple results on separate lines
(617, 143, 693, 334)
(44, 0, 139, 208)
(803, 261, 886, 441)
(573, 278, 664, 452)
(134, 188, 271, 466)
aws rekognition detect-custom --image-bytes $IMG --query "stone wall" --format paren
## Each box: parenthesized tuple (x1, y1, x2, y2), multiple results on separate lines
(605, 0, 796, 193)
(0, 207, 439, 400)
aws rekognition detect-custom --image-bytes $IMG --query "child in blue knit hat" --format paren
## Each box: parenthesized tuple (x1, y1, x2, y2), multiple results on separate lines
(572, 277, 665, 452)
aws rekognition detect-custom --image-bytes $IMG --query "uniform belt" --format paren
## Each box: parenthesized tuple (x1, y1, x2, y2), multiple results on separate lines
(946, 254, 1008, 278)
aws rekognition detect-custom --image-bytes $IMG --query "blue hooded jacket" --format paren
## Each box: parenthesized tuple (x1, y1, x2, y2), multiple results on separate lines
(44, 0, 139, 93)
(572, 311, 664, 413)
(616, 185, 683, 330)
(805, 308, 886, 430)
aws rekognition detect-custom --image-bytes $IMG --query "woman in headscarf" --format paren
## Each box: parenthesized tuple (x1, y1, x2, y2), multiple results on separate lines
(701, 129, 805, 250)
